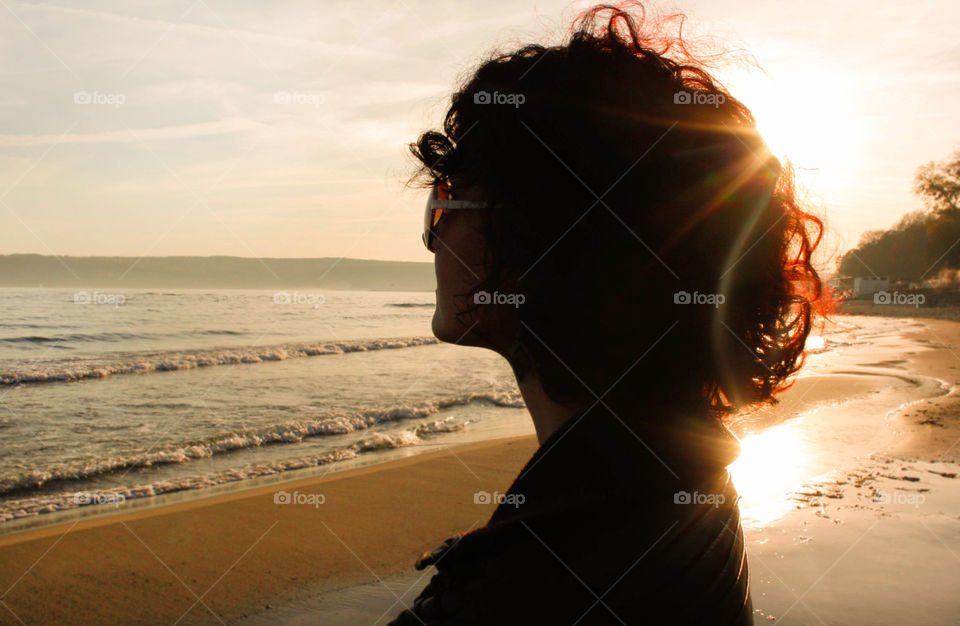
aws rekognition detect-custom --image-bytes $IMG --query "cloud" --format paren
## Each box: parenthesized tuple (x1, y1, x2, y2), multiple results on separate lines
(0, 116, 264, 147)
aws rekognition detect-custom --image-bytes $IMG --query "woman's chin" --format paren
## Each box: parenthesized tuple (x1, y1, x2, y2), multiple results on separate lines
(432, 309, 483, 347)
(431, 309, 453, 342)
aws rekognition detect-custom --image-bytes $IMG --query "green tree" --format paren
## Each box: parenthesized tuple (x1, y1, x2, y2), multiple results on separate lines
(839, 146, 960, 283)
(915, 146, 960, 217)
(838, 212, 931, 281)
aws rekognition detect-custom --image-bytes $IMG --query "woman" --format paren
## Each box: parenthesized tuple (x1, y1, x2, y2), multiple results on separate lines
(392, 3, 823, 624)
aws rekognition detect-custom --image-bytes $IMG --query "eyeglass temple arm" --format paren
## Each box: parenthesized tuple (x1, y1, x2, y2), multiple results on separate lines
(432, 199, 492, 209)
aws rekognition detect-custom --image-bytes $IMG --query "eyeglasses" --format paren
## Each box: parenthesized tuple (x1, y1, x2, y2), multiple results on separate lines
(422, 182, 490, 253)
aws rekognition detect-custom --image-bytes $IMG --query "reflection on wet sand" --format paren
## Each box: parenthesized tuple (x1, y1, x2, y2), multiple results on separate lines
(726, 362, 946, 529)
(729, 420, 809, 527)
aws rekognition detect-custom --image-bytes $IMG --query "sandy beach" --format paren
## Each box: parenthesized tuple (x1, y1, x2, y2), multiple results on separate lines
(0, 437, 538, 625)
(2, 314, 960, 625)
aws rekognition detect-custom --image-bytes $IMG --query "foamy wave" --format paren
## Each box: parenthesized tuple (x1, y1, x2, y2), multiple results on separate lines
(415, 416, 467, 435)
(439, 391, 524, 410)
(0, 447, 360, 522)
(0, 395, 517, 496)
(354, 430, 422, 452)
(0, 336, 439, 386)
(0, 417, 474, 523)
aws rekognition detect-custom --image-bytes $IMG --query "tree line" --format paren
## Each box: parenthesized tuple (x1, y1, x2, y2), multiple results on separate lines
(839, 146, 960, 284)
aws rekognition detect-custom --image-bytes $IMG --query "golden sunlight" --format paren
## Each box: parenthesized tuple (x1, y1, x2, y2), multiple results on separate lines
(728, 419, 810, 527)
(806, 335, 826, 351)
(725, 66, 863, 189)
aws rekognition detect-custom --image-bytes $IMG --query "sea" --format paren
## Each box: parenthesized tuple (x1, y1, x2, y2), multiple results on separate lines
(0, 288, 530, 531)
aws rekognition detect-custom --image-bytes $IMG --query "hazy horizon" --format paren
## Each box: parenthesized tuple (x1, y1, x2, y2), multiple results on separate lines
(0, 253, 435, 290)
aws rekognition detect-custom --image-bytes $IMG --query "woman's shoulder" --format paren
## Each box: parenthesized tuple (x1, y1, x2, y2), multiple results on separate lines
(389, 407, 753, 624)
(395, 468, 751, 624)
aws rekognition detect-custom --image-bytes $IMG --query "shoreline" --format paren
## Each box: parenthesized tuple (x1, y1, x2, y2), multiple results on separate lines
(0, 417, 529, 538)
(0, 435, 533, 546)
(838, 300, 960, 322)
(885, 317, 960, 462)
(0, 435, 538, 624)
(0, 446, 423, 538)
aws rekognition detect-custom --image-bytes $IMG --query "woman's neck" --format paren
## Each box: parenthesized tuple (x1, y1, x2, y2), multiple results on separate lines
(516, 372, 589, 445)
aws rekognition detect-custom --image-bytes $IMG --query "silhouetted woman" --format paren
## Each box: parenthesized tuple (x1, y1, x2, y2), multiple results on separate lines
(393, 3, 823, 624)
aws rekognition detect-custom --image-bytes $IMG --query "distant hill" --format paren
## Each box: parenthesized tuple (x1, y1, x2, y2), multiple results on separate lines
(0, 255, 435, 291)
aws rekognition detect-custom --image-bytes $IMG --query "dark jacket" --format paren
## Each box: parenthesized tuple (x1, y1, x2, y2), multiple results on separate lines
(389, 405, 753, 625)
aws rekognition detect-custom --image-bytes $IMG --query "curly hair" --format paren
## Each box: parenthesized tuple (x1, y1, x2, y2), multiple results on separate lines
(410, 2, 825, 423)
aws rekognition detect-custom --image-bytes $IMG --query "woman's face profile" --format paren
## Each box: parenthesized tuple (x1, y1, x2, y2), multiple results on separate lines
(430, 180, 488, 346)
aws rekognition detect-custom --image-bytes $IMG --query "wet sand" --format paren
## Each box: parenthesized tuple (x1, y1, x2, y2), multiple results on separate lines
(890, 318, 960, 462)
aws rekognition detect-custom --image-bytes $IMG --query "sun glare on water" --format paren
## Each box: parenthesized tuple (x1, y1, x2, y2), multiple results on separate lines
(806, 335, 826, 351)
(728, 420, 810, 527)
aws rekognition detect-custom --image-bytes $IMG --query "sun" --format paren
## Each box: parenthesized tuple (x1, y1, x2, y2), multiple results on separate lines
(724, 66, 863, 188)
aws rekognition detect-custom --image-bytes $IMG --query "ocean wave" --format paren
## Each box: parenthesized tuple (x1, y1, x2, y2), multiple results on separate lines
(0, 447, 360, 522)
(0, 336, 439, 386)
(0, 335, 60, 344)
(0, 332, 151, 345)
(0, 416, 471, 523)
(353, 430, 422, 452)
(387, 302, 435, 308)
(415, 417, 468, 435)
(0, 393, 520, 496)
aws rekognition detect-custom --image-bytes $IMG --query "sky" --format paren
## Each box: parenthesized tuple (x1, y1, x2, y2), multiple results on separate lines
(0, 0, 957, 266)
